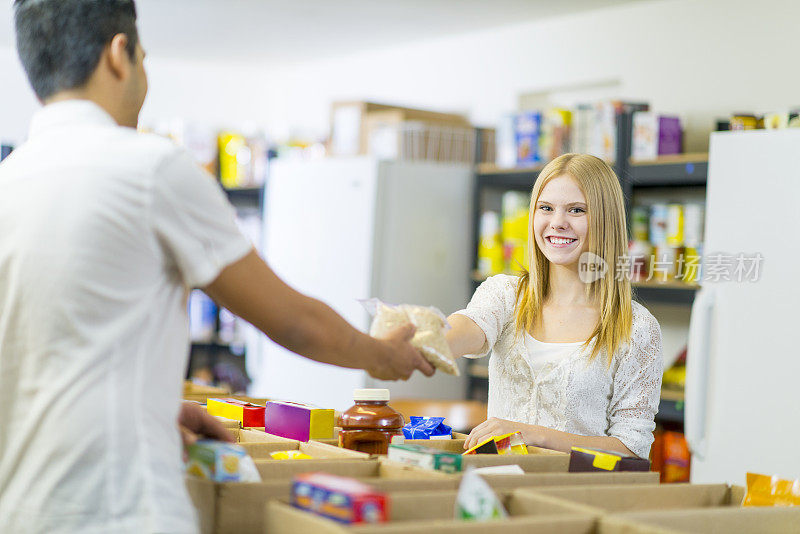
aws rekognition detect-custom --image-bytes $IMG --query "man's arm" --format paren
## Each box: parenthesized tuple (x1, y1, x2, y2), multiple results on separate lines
(202, 249, 435, 380)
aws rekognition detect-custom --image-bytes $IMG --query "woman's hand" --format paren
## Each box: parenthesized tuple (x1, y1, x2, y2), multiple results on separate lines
(464, 417, 546, 450)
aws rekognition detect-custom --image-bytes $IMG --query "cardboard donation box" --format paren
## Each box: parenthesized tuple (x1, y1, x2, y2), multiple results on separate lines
(600, 507, 800, 534)
(207, 398, 265, 428)
(264, 401, 335, 441)
(267, 489, 599, 534)
(186, 459, 452, 534)
(514, 483, 745, 516)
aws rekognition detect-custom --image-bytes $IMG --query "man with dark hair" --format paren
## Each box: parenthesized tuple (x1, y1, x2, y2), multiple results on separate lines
(0, 1, 434, 532)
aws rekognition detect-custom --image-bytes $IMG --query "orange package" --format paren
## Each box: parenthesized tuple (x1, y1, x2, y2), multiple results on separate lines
(661, 431, 691, 483)
(743, 472, 800, 506)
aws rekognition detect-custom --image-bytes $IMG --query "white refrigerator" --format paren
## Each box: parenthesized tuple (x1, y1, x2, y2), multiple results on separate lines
(686, 129, 800, 485)
(245, 157, 472, 410)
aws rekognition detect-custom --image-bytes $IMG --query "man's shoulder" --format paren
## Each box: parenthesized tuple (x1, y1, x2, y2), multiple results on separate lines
(111, 130, 184, 165)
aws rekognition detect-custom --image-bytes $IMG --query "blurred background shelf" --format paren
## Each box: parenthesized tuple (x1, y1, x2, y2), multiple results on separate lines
(223, 185, 264, 207)
(632, 281, 700, 305)
(475, 165, 542, 190)
(629, 153, 708, 187)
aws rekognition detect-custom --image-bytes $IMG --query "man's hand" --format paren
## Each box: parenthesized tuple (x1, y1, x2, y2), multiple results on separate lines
(367, 324, 436, 380)
(366, 323, 436, 381)
(179, 401, 235, 447)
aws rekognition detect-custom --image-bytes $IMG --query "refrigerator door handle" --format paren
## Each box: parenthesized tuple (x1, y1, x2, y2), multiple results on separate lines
(685, 286, 715, 460)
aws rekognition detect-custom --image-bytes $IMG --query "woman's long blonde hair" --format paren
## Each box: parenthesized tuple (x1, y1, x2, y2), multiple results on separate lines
(514, 153, 632, 365)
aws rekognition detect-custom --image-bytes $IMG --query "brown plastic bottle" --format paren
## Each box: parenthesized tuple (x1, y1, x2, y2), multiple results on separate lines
(338, 389, 404, 455)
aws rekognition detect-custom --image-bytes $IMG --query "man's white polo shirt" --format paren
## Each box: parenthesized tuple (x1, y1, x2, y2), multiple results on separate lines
(0, 100, 252, 533)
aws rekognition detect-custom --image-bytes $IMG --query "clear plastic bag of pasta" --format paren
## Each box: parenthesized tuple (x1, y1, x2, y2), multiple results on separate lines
(362, 299, 460, 376)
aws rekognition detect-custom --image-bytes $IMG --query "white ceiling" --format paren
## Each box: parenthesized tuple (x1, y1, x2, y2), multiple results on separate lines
(1, 0, 648, 64)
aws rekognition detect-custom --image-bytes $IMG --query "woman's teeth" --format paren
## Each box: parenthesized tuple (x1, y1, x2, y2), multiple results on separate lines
(547, 237, 577, 245)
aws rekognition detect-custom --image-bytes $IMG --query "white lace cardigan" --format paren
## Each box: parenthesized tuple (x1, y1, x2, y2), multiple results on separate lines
(454, 274, 663, 459)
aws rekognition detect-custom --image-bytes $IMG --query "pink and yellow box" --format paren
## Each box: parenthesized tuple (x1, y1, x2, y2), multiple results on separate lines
(264, 401, 335, 442)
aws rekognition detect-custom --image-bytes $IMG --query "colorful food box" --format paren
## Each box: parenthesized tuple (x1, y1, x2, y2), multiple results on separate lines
(206, 398, 265, 428)
(463, 432, 528, 455)
(291, 473, 388, 524)
(568, 447, 650, 472)
(514, 111, 542, 167)
(387, 443, 463, 473)
(185, 440, 259, 482)
(264, 401, 335, 441)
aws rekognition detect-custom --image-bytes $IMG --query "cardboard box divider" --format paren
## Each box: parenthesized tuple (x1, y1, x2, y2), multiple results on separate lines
(598, 506, 800, 534)
(233, 428, 298, 445)
(247, 441, 369, 464)
(266, 494, 599, 534)
(514, 483, 746, 517)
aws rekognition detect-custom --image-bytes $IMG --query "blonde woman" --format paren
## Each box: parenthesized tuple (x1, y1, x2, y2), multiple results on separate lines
(449, 154, 663, 459)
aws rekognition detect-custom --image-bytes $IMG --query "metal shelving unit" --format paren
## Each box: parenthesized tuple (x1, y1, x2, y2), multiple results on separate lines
(187, 182, 265, 381)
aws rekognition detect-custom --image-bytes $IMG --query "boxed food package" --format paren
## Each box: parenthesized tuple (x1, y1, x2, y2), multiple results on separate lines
(632, 112, 683, 160)
(568, 447, 650, 473)
(515, 111, 542, 167)
(264, 400, 335, 441)
(600, 506, 800, 533)
(292, 473, 389, 524)
(206, 398, 265, 428)
(539, 108, 572, 162)
(464, 432, 528, 455)
(388, 444, 463, 473)
(184, 440, 261, 483)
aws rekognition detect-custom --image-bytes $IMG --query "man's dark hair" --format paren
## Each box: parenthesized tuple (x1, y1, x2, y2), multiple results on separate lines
(14, 0, 139, 101)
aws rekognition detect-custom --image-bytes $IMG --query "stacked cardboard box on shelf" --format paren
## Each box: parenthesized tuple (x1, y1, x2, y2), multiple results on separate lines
(329, 101, 479, 164)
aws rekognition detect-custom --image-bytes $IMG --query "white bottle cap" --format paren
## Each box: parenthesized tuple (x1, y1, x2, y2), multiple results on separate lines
(353, 388, 390, 401)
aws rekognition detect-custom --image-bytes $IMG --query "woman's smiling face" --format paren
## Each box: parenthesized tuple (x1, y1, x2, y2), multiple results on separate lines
(532, 174, 590, 267)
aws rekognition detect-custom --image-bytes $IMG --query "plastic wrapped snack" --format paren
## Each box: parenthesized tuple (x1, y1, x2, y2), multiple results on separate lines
(364, 300, 459, 376)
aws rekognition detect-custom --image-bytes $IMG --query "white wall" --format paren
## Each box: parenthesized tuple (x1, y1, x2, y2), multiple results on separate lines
(4, 0, 800, 146)
(4, 0, 797, 364)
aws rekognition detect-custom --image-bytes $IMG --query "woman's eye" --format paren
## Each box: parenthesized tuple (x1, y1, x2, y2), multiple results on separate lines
(538, 205, 552, 211)
(570, 207, 586, 214)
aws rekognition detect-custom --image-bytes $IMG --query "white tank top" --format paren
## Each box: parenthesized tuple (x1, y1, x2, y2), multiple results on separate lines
(523, 334, 585, 373)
